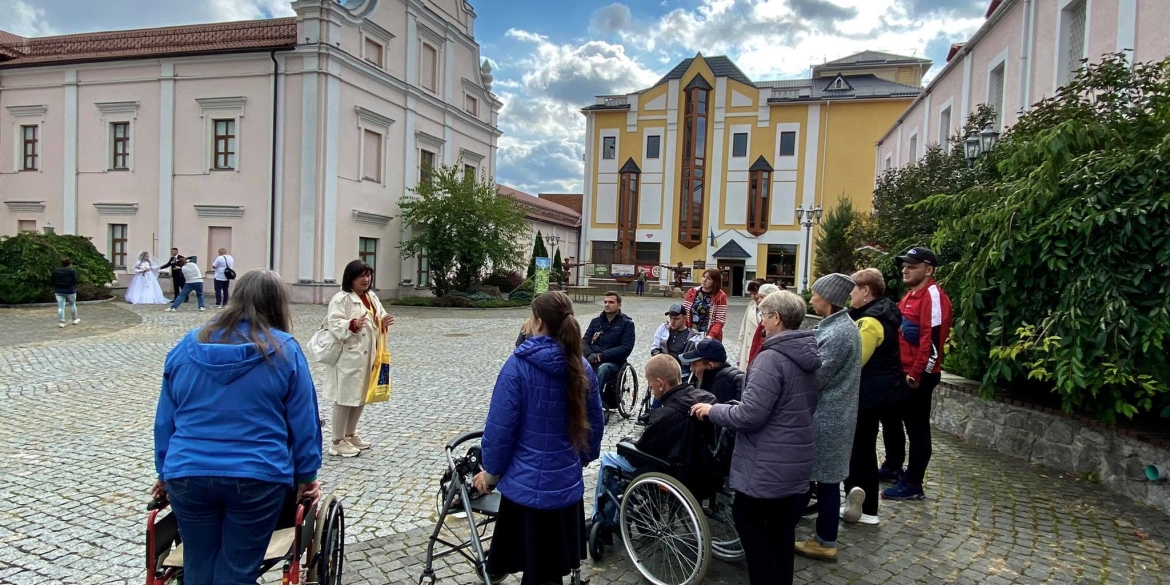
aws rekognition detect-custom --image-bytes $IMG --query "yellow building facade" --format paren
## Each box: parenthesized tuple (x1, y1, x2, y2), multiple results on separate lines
(579, 51, 928, 293)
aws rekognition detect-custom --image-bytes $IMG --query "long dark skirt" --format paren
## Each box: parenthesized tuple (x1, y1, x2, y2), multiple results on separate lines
(486, 495, 586, 585)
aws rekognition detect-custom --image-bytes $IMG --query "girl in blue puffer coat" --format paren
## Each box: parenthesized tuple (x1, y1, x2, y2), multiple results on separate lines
(473, 291, 604, 585)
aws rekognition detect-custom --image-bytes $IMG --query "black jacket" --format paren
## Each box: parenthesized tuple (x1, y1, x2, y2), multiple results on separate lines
(51, 267, 78, 295)
(583, 312, 635, 365)
(636, 383, 716, 464)
(698, 362, 744, 404)
(849, 297, 905, 411)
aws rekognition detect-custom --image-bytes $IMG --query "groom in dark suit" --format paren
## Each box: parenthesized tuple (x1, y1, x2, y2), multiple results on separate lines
(160, 247, 185, 300)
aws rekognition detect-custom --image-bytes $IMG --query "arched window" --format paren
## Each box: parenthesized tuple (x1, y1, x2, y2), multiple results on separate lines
(679, 75, 711, 248)
(747, 156, 773, 236)
(617, 158, 641, 264)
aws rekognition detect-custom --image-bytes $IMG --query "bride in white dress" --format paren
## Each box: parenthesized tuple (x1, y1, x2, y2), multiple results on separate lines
(125, 251, 170, 304)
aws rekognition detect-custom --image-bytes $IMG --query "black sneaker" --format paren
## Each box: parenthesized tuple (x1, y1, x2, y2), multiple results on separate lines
(877, 465, 905, 483)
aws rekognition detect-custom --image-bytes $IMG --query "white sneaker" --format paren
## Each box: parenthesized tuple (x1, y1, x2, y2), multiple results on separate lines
(212, 305, 221, 309)
(841, 487, 865, 524)
(858, 514, 880, 525)
(165, 308, 176, 312)
(72, 318, 81, 325)
(329, 441, 361, 458)
(58, 322, 65, 328)
(199, 307, 205, 311)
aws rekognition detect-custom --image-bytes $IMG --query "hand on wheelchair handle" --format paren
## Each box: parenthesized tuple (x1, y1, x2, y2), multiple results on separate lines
(297, 480, 322, 506)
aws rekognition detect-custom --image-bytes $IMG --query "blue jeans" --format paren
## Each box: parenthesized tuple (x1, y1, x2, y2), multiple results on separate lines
(165, 477, 287, 585)
(591, 452, 636, 525)
(636, 281, 644, 296)
(170, 282, 205, 310)
(55, 293, 77, 322)
(797, 482, 841, 547)
(595, 362, 620, 406)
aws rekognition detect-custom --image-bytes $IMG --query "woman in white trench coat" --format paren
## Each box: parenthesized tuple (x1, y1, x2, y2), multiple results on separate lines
(324, 259, 394, 457)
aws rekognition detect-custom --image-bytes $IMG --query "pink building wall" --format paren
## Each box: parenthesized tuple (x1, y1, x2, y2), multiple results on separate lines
(877, 0, 1168, 173)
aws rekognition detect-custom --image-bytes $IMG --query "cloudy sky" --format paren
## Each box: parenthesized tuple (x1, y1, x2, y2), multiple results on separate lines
(2, 0, 987, 194)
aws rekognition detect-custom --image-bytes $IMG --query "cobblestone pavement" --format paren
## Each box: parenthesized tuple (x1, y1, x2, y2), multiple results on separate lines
(0, 301, 143, 347)
(0, 296, 1167, 585)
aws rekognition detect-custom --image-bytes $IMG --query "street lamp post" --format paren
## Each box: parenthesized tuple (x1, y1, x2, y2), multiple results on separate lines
(964, 122, 1001, 167)
(794, 204, 823, 292)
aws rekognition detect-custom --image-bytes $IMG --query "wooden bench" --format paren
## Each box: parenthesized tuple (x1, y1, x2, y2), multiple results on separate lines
(565, 286, 599, 303)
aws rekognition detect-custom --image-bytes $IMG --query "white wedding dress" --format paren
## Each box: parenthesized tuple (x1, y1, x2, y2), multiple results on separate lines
(126, 261, 169, 304)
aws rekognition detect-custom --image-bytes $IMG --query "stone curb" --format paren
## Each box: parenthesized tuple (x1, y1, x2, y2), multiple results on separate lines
(0, 295, 118, 309)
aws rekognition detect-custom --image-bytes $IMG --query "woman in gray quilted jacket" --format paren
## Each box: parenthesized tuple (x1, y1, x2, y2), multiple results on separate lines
(691, 290, 820, 585)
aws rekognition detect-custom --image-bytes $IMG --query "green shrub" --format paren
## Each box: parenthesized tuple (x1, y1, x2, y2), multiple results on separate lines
(391, 296, 434, 306)
(436, 295, 474, 308)
(0, 232, 116, 303)
(508, 290, 534, 303)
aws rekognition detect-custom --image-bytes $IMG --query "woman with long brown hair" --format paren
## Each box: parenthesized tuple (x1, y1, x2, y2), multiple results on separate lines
(684, 268, 729, 341)
(473, 291, 604, 585)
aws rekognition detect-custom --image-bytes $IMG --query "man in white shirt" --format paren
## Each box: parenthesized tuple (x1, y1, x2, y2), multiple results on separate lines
(165, 257, 205, 312)
(211, 248, 235, 308)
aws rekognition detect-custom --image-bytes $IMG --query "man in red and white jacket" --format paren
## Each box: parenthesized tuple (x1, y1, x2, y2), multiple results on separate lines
(881, 246, 952, 501)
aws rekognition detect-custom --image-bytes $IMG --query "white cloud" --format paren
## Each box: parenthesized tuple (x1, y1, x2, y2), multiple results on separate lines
(0, 0, 57, 36)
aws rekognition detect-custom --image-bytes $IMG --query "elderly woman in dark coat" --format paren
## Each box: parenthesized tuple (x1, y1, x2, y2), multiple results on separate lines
(691, 290, 820, 585)
(797, 273, 862, 563)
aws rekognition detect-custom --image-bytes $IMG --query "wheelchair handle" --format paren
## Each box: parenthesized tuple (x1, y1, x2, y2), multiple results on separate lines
(445, 430, 484, 451)
(147, 498, 168, 512)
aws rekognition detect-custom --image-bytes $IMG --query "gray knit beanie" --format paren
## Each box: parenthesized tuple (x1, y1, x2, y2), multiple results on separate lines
(812, 273, 854, 308)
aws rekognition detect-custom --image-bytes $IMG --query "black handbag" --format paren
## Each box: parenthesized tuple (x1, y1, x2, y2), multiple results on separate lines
(220, 256, 237, 280)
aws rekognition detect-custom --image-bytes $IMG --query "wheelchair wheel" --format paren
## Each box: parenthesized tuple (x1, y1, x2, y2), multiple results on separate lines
(588, 520, 605, 562)
(620, 472, 711, 585)
(616, 366, 639, 419)
(707, 490, 744, 562)
(307, 495, 345, 585)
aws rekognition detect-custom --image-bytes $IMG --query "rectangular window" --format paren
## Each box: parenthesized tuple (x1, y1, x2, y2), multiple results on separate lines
(416, 246, 430, 287)
(765, 244, 797, 288)
(884, 156, 892, 170)
(362, 129, 382, 182)
(465, 95, 479, 116)
(731, 132, 748, 157)
(21, 125, 38, 170)
(591, 241, 617, 265)
(213, 119, 236, 169)
(646, 135, 660, 159)
(938, 107, 952, 145)
(635, 242, 660, 265)
(420, 149, 435, 183)
(359, 237, 378, 288)
(421, 43, 438, 92)
(364, 38, 384, 68)
(602, 136, 616, 160)
(909, 134, 918, 163)
(989, 62, 1006, 130)
(779, 131, 797, 157)
(747, 167, 771, 236)
(108, 224, 128, 269)
(18, 220, 36, 233)
(464, 164, 476, 184)
(111, 122, 130, 170)
(1059, 0, 1087, 86)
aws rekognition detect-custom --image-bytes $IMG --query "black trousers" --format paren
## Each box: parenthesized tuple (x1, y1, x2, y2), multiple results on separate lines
(880, 372, 941, 486)
(845, 407, 882, 516)
(170, 271, 186, 299)
(732, 492, 799, 585)
(214, 279, 230, 306)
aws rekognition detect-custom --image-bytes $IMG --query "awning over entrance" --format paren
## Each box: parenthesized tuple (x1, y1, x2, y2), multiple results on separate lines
(712, 239, 752, 259)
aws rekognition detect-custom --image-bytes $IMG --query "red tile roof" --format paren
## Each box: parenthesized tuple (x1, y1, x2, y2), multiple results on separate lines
(0, 18, 296, 68)
(538, 193, 583, 215)
(496, 184, 581, 229)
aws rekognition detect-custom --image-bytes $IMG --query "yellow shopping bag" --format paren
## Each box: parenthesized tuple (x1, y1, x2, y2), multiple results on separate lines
(365, 330, 392, 404)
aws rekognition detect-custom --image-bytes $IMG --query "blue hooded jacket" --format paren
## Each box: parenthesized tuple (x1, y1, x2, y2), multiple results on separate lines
(154, 325, 323, 485)
(482, 336, 605, 510)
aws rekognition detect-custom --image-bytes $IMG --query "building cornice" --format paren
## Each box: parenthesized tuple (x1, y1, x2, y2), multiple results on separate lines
(93, 202, 139, 216)
(353, 209, 393, 225)
(194, 204, 245, 218)
(4, 200, 46, 212)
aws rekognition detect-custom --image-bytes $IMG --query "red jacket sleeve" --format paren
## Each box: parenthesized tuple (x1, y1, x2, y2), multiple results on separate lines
(707, 292, 727, 341)
(683, 287, 697, 328)
(910, 286, 943, 377)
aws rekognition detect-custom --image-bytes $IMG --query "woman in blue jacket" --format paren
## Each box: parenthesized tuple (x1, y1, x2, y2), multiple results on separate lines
(152, 269, 323, 585)
(473, 291, 604, 585)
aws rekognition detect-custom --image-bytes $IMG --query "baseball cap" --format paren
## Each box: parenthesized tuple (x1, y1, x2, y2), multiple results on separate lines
(665, 303, 685, 316)
(679, 339, 727, 364)
(897, 246, 938, 267)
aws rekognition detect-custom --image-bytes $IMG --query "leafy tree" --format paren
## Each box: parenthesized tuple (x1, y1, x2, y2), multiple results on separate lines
(0, 232, 116, 303)
(866, 104, 998, 299)
(814, 195, 862, 276)
(552, 248, 564, 284)
(924, 54, 1170, 421)
(399, 164, 528, 297)
(526, 230, 549, 279)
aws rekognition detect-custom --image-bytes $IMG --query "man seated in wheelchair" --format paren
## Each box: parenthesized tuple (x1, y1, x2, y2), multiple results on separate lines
(679, 338, 745, 404)
(589, 354, 716, 526)
(649, 303, 702, 376)
(582, 291, 635, 407)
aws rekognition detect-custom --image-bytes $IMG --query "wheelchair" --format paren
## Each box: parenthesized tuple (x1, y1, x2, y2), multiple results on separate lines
(145, 488, 345, 585)
(419, 431, 586, 585)
(599, 361, 639, 425)
(588, 416, 743, 585)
